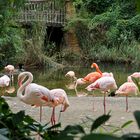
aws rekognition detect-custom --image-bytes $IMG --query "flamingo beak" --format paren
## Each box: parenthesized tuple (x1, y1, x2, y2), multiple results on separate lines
(91, 64, 94, 68)
(60, 104, 68, 112)
(65, 73, 68, 77)
(18, 79, 22, 87)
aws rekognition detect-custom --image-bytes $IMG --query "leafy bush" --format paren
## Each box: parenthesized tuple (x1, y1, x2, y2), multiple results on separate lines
(0, 0, 25, 67)
(2, 96, 140, 140)
(0, 97, 61, 140)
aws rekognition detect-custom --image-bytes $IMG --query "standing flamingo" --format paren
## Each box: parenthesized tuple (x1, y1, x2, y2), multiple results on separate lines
(17, 71, 70, 125)
(47, 89, 70, 125)
(115, 82, 138, 112)
(0, 75, 10, 95)
(86, 76, 118, 114)
(4, 65, 15, 85)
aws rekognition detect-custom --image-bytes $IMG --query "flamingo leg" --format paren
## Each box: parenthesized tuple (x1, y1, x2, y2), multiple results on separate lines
(126, 95, 129, 112)
(58, 105, 63, 123)
(39, 106, 42, 122)
(103, 92, 106, 114)
(51, 107, 56, 126)
(37, 106, 42, 140)
(9, 73, 12, 87)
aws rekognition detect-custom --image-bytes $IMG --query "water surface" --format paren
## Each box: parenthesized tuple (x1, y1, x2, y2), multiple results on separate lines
(2, 63, 140, 96)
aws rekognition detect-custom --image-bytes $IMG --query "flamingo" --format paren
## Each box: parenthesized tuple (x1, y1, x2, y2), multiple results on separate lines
(65, 71, 77, 90)
(65, 71, 88, 97)
(17, 71, 70, 125)
(127, 72, 140, 82)
(91, 63, 115, 77)
(65, 63, 102, 86)
(86, 76, 118, 114)
(82, 63, 102, 83)
(65, 63, 103, 95)
(4, 65, 15, 85)
(115, 82, 138, 112)
(48, 89, 70, 125)
(0, 75, 10, 95)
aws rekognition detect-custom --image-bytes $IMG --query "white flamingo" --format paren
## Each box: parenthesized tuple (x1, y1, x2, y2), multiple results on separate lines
(4, 65, 15, 85)
(0, 75, 10, 95)
(65, 71, 87, 97)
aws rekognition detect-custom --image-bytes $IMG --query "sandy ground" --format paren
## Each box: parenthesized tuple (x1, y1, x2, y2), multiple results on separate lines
(3, 96, 140, 135)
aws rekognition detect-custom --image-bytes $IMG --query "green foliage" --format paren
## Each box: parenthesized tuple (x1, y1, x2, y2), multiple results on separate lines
(58, 48, 83, 66)
(136, 0, 140, 12)
(81, 133, 122, 140)
(0, 97, 138, 140)
(119, 0, 137, 19)
(131, 77, 140, 92)
(0, 97, 62, 140)
(73, 0, 115, 15)
(45, 43, 57, 57)
(66, 0, 140, 65)
(0, 0, 25, 67)
(90, 112, 111, 132)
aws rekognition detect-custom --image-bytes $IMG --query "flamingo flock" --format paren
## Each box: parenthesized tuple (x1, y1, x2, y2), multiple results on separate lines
(17, 71, 70, 125)
(0, 62, 139, 127)
(65, 63, 139, 114)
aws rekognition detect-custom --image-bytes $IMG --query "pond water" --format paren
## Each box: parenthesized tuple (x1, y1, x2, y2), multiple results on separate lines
(1, 63, 140, 96)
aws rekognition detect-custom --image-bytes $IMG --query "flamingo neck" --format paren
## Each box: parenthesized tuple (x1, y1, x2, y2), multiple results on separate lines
(74, 81, 78, 96)
(94, 64, 102, 75)
(17, 72, 33, 100)
(96, 68, 102, 75)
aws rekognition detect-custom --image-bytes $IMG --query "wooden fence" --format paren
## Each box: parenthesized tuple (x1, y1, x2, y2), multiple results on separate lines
(15, 0, 66, 26)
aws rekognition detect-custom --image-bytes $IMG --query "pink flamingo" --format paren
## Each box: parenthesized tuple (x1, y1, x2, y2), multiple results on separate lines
(115, 82, 138, 112)
(17, 71, 70, 125)
(82, 63, 102, 83)
(48, 89, 70, 125)
(127, 72, 140, 82)
(86, 76, 118, 114)
(4, 65, 15, 85)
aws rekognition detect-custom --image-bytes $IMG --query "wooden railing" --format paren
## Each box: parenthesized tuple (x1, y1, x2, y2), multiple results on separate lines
(15, 0, 66, 26)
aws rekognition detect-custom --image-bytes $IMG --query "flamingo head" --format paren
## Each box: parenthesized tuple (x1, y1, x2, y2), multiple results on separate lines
(65, 71, 75, 78)
(18, 75, 23, 87)
(4, 65, 14, 72)
(61, 103, 70, 112)
(18, 72, 28, 87)
(127, 76, 132, 82)
(91, 63, 99, 69)
(4, 66, 9, 72)
(76, 78, 87, 85)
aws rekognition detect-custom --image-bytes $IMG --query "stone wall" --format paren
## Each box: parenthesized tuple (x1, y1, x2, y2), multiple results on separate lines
(64, 0, 80, 52)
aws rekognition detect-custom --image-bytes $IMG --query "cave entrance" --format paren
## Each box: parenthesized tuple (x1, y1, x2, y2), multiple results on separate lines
(46, 26, 64, 52)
